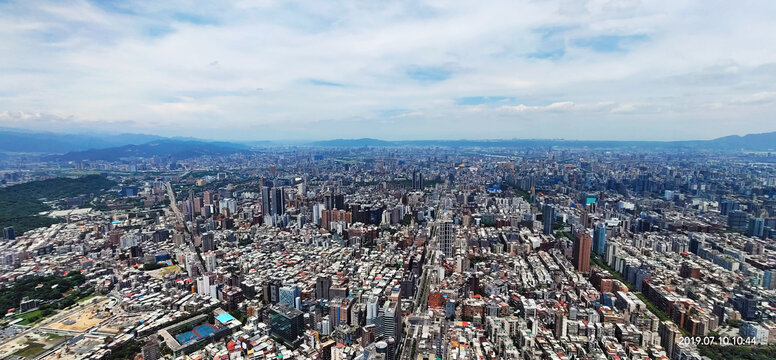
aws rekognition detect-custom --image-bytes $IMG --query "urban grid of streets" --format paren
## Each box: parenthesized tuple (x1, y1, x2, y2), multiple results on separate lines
(0, 146, 775, 360)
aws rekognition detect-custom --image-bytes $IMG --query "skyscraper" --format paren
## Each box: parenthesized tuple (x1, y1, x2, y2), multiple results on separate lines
(329, 297, 353, 327)
(593, 223, 606, 255)
(204, 251, 217, 272)
(334, 194, 345, 210)
(439, 220, 454, 258)
(141, 338, 161, 360)
(748, 218, 765, 238)
(315, 276, 331, 300)
(554, 310, 567, 339)
(728, 210, 749, 230)
(659, 321, 682, 359)
(270, 305, 304, 347)
(542, 204, 555, 235)
(720, 200, 739, 215)
(2, 227, 14, 241)
(261, 186, 271, 216)
(279, 284, 301, 309)
(380, 300, 401, 342)
(201, 232, 215, 252)
(573, 232, 592, 274)
(763, 269, 776, 290)
(412, 171, 424, 190)
(366, 295, 379, 325)
(324, 192, 334, 210)
(272, 187, 286, 215)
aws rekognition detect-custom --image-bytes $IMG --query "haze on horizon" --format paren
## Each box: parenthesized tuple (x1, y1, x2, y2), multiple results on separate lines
(1, 0, 776, 142)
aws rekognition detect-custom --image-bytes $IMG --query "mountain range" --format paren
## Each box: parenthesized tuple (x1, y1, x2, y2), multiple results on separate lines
(309, 132, 776, 151)
(46, 140, 249, 162)
(0, 128, 163, 153)
(1, 128, 775, 161)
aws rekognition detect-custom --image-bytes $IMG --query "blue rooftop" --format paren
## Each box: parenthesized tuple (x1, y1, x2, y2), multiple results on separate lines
(216, 313, 236, 324)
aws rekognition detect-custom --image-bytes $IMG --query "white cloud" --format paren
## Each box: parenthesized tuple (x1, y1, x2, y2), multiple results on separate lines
(147, 102, 221, 114)
(0, 0, 775, 140)
(731, 92, 776, 105)
(499, 101, 616, 113)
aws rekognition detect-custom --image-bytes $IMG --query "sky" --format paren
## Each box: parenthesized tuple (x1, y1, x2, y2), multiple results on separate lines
(1, 0, 776, 141)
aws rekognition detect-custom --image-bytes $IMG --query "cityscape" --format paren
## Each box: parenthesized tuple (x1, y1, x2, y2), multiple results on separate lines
(0, 136, 775, 360)
(1, 1, 776, 360)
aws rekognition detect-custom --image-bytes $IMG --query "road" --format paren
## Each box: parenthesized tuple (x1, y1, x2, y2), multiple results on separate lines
(165, 182, 205, 272)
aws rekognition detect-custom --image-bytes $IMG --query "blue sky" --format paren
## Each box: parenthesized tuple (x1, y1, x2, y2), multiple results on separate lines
(1, 0, 776, 141)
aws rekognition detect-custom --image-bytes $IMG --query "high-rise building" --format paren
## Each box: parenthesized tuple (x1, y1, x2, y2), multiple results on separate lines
(312, 203, 323, 226)
(728, 210, 749, 230)
(324, 192, 334, 210)
(141, 338, 161, 360)
(362, 324, 377, 346)
(185, 251, 200, 277)
(763, 269, 776, 290)
(2, 227, 14, 241)
(204, 251, 217, 272)
(542, 204, 555, 235)
(272, 187, 286, 215)
(593, 223, 606, 255)
(573, 233, 592, 274)
(279, 285, 301, 309)
(412, 171, 424, 190)
(329, 285, 348, 299)
(201, 232, 215, 252)
(266, 279, 281, 304)
(324, 192, 345, 210)
(439, 220, 454, 258)
(659, 321, 683, 358)
(315, 276, 331, 300)
(366, 295, 379, 325)
(720, 200, 739, 215)
(270, 305, 304, 347)
(554, 310, 567, 339)
(380, 300, 401, 342)
(748, 218, 765, 238)
(385, 338, 397, 360)
(689, 234, 704, 254)
(261, 186, 271, 216)
(329, 297, 353, 327)
(334, 194, 345, 210)
(219, 198, 237, 215)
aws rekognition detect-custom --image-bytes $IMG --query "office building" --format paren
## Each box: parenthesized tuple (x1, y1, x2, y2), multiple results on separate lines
(261, 186, 271, 216)
(573, 233, 592, 274)
(748, 218, 765, 238)
(272, 187, 286, 215)
(279, 285, 301, 309)
(412, 171, 424, 190)
(543, 204, 555, 235)
(270, 305, 304, 347)
(593, 223, 606, 255)
(366, 295, 379, 325)
(2, 227, 14, 241)
(439, 220, 454, 258)
(728, 210, 749, 230)
(316, 276, 331, 300)
(380, 300, 401, 342)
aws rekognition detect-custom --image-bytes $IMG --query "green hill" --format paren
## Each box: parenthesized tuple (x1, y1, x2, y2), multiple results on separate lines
(0, 175, 116, 235)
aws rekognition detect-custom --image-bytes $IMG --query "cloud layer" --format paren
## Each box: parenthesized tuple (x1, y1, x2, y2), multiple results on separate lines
(1, 0, 775, 140)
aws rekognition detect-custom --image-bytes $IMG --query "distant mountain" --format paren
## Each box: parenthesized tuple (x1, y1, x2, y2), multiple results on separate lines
(240, 140, 276, 147)
(308, 138, 398, 147)
(305, 131, 776, 151)
(0, 128, 163, 153)
(47, 139, 249, 162)
(706, 132, 776, 151)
